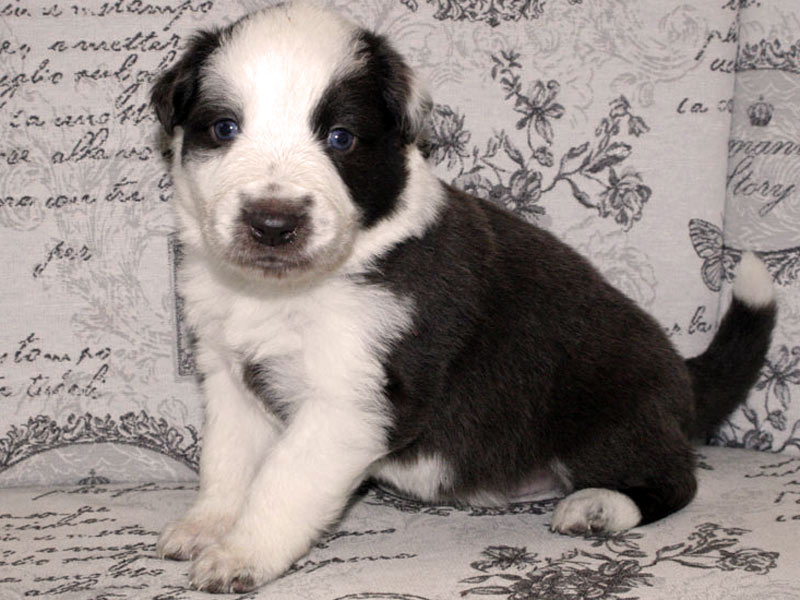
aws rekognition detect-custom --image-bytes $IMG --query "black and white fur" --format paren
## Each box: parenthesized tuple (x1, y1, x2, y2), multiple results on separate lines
(150, 2, 777, 593)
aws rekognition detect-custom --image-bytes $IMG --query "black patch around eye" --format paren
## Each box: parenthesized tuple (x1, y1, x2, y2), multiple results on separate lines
(181, 100, 244, 159)
(150, 18, 251, 161)
(310, 30, 412, 229)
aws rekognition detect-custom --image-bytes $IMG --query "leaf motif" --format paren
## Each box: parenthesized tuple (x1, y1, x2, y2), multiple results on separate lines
(586, 142, 632, 173)
(567, 142, 589, 159)
(547, 103, 566, 119)
(503, 136, 526, 166)
(767, 411, 786, 431)
(743, 406, 759, 425)
(775, 383, 791, 410)
(534, 115, 554, 145)
(721, 527, 749, 536)
(461, 575, 494, 584)
(580, 550, 614, 561)
(656, 543, 686, 555)
(572, 185, 593, 209)
(531, 80, 547, 106)
(628, 115, 650, 136)
(636, 183, 652, 204)
(688, 538, 738, 555)
(485, 136, 500, 157)
(496, 574, 526, 581)
(595, 117, 610, 137)
(501, 75, 520, 97)
(462, 586, 513, 596)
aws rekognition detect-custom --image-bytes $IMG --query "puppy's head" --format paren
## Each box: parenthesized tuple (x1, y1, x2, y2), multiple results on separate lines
(152, 2, 431, 280)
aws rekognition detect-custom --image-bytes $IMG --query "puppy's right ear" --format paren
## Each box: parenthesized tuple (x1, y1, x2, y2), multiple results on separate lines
(151, 29, 225, 136)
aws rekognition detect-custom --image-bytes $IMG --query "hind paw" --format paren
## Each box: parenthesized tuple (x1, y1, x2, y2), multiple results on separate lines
(551, 488, 641, 535)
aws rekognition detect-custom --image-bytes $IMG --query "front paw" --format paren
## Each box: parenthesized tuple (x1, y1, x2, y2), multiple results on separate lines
(157, 514, 234, 561)
(190, 542, 271, 594)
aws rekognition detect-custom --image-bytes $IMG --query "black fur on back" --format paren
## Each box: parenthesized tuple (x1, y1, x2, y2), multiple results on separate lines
(366, 185, 768, 525)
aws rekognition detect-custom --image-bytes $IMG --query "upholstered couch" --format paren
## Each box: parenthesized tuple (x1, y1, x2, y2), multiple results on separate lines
(1, 1, 798, 598)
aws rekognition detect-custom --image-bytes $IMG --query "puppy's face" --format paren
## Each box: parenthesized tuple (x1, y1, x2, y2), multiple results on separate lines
(152, 3, 430, 279)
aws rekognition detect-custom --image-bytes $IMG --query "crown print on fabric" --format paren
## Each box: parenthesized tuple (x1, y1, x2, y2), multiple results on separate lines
(748, 96, 775, 127)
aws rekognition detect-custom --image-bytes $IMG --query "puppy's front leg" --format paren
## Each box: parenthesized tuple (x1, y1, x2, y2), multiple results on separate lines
(189, 397, 387, 593)
(158, 364, 280, 561)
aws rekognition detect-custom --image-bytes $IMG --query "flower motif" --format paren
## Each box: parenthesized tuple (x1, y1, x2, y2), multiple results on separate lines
(628, 115, 649, 137)
(461, 524, 778, 600)
(515, 80, 565, 145)
(507, 560, 650, 600)
(717, 549, 779, 574)
(471, 546, 539, 572)
(598, 169, 651, 230)
(501, 170, 545, 222)
(756, 346, 800, 410)
(609, 96, 631, 118)
(742, 428, 774, 451)
(509, 168, 543, 200)
(597, 559, 653, 595)
(453, 171, 494, 200)
(767, 410, 787, 431)
(454, 169, 544, 222)
(533, 145, 554, 167)
(27, 415, 61, 445)
(508, 569, 575, 600)
(426, 105, 472, 170)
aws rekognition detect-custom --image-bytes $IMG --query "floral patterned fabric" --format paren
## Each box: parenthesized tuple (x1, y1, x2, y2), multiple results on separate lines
(0, 0, 799, 597)
(1, 447, 798, 599)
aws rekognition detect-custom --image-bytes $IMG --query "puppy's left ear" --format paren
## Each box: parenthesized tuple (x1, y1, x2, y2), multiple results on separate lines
(394, 67, 433, 146)
(151, 29, 226, 135)
(359, 31, 432, 145)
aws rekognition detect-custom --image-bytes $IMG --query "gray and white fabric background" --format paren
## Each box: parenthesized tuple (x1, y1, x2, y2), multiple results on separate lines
(0, 1, 799, 599)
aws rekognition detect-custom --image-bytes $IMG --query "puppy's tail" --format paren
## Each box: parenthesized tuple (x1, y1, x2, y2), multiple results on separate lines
(685, 252, 777, 440)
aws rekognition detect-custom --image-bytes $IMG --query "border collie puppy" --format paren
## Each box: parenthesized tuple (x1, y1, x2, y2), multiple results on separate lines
(151, 1, 776, 593)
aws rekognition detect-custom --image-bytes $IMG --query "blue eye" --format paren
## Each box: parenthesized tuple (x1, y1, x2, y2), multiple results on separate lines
(327, 128, 355, 151)
(213, 119, 239, 141)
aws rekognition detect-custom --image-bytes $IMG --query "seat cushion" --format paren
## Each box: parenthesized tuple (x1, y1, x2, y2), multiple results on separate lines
(2, 446, 798, 599)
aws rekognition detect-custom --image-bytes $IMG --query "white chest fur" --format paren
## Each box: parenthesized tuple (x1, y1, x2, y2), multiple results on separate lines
(180, 256, 413, 421)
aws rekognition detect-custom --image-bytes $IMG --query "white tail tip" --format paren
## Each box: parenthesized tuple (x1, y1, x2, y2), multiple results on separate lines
(733, 251, 775, 308)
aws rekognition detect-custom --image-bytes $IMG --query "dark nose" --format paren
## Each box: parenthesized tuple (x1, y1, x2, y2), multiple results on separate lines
(244, 209, 302, 247)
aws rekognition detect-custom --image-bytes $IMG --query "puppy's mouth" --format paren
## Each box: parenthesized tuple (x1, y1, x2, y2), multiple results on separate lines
(234, 253, 314, 277)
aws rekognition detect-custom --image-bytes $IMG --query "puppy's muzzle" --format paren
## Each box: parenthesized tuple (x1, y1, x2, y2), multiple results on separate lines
(233, 197, 313, 273)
